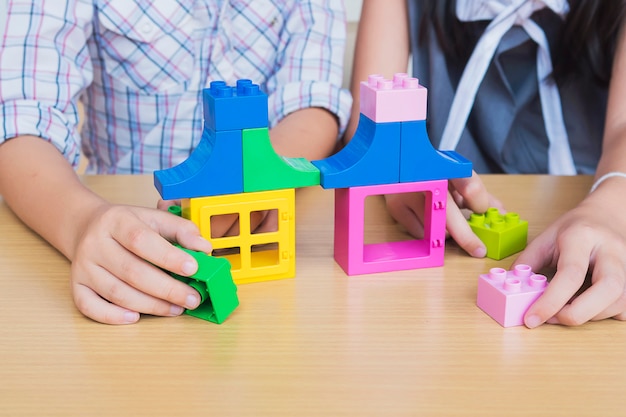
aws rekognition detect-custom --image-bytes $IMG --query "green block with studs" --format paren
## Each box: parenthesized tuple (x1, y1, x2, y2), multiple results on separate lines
(168, 244, 239, 324)
(468, 208, 528, 260)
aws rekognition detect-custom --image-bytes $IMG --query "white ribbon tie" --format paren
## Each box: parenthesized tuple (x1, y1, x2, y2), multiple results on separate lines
(440, 0, 576, 175)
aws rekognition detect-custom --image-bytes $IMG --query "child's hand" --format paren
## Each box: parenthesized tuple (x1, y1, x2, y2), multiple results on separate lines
(384, 171, 502, 257)
(70, 203, 213, 325)
(517, 189, 626, 327)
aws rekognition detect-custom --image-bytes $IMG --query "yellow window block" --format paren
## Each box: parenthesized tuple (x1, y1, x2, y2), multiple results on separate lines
(181, 189, 296, 285)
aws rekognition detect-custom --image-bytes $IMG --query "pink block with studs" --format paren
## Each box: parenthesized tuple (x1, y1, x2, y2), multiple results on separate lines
(477, 265, 548, 327)
(334, 180, 447, 275)
(360, 73, 428, 123)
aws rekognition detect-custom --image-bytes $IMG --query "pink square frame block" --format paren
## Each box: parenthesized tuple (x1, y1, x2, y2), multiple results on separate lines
(334, 180, 448, 275)
(476, 265, 548, 327)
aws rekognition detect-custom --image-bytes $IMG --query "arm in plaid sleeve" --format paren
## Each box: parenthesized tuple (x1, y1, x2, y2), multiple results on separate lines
(266, 0, 352, 137)
(0, 0, 94, 167)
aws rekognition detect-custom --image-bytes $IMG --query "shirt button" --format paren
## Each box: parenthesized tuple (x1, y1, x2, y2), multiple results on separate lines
(141, 23, 153, 34)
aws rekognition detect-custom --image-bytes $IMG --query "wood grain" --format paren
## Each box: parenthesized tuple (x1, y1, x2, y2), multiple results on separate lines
(2, 174, 624, 417)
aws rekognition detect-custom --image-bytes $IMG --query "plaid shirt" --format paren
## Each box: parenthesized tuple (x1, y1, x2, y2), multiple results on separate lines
(0, 0, 351, 174)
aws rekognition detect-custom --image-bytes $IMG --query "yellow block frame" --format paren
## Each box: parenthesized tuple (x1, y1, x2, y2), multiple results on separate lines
(182, 189, 295, 285)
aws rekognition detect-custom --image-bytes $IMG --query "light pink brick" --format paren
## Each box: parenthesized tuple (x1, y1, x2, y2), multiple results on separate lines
(476, 265, 548, 327)
(360, 73, 428, 123)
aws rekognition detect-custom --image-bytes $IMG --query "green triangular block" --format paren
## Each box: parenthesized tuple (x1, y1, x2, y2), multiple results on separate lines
(169, 245, 239, 324)
(242, 127, 320, 192)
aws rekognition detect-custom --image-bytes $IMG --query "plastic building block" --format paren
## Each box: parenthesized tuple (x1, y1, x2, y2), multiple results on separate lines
(399, 120, 473, 182)
(154, 127, 243, 200)
(203, 79, 268, 132)
(167, 245, 239, 324)
(242, 127, 320, 192)
(181, 189, 295, 285)
(168, 205, 182, 217)
(312, 114, 401, 189)
(360, 73, 428, 123)
(334, 180, 447, 275)
(476, 264, 548, 327)
(468, 208, 528, 260)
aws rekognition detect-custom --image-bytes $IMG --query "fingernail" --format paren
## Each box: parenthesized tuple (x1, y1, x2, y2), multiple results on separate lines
(124, 311, 140, 323)
(472, 247, 487, 258)
(181, 261, 197, 275)
(170, 305, 185, 316)
(525, 315, 542, 329)
(186, 294, 200, 309)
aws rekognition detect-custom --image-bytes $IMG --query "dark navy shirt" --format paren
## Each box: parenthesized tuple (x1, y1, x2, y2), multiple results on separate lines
(407, 1, 606, 174)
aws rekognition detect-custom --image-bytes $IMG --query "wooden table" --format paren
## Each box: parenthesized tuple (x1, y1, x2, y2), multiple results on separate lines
(1, 175, 624, 417)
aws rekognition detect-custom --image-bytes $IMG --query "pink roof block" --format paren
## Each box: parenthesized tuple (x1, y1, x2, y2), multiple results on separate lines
(360, 73, 428, 123)
(476, 265, 548, 327)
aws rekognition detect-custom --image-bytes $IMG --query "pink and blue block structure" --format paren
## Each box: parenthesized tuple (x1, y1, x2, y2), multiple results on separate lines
(477, 264, 548, 327)
(312, 73, 472, 275)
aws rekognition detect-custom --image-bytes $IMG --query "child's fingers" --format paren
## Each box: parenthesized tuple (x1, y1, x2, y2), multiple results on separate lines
(514, 227, 557, 272)
(253, 209, 279, 234)
(72, 282, 140, 325)
(73, 255, 191, 319)
(210, 213, 240, 238)
(612, 311, 626, 321)
(108, 208, 206, 277)
(584, 254, 626, 322)
(384, 193, 425, 238)
(97, 238, 201, 311)
(445, 192, 486, 258)
(144, 209, 212, 253)
(449, 171, 490, 213)
(523, 232, 592, 328)
(156, 199, 180, 211)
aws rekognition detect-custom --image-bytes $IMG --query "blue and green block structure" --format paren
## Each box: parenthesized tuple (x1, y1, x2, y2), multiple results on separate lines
(154, 79, 321, 323)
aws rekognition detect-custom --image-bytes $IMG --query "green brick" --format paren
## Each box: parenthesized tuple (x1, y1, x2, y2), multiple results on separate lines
(242, 127, 320, 192)
(169, 245, 239, 324)
(468, 208, 528, 260)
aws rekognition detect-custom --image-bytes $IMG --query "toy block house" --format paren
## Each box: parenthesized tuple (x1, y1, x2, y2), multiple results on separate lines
(312, 73, 473, 275)
(154, 80, 320, 285)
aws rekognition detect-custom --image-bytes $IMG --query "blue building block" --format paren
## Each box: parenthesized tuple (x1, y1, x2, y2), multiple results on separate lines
(312, 114, 401, 189)
(203, 79, 269, 132)
(399, 120, 473, 182)
(154, 127, 243, 200)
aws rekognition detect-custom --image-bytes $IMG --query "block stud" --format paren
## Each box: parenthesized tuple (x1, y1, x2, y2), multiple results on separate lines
(530, 274, 548, 288)
(514, 264, 532, 277)
(488, 267, 507, 281)
(504, 278, 522, 292)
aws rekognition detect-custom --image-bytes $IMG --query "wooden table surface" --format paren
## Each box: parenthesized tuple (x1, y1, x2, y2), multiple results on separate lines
(1, 174, 624, 417)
